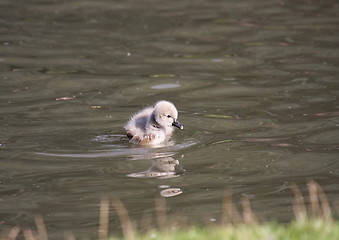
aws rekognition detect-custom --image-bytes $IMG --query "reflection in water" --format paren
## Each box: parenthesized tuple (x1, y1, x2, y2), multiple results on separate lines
(160, 188, 183, 198)
(127, 156, 184, 179)
(127, 155, 185, 197)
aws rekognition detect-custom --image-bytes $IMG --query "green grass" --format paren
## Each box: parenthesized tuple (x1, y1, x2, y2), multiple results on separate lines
(107, 220, 339, 240)
(4, 181, 338, 240)
(105, 181, 338, 240)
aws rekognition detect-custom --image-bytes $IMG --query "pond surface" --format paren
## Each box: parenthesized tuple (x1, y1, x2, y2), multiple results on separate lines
(1, 0, 339, 238)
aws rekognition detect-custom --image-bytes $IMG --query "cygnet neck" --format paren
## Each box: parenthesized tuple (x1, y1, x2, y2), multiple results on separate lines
(150, 112, 161, 129)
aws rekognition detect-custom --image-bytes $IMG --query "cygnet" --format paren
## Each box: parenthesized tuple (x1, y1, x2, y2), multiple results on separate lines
(124, 100, 183, 145)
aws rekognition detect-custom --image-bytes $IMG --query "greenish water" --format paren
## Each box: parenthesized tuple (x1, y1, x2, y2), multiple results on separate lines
(0, 0, 339, 239)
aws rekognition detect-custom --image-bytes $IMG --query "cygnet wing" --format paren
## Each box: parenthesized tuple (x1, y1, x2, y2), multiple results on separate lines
(124, 107, 154, 140)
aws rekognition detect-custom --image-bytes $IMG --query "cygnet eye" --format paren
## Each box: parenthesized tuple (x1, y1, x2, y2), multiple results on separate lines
(167, 115, 171, 118)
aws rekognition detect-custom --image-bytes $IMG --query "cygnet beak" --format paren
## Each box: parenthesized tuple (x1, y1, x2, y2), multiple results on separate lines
(172, 120, 183, 129)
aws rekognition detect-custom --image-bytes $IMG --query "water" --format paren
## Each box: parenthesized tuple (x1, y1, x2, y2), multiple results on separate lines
(1, 0, 339, 238)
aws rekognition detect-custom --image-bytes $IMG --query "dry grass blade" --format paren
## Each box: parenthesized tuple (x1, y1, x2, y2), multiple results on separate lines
(34, 215, 48, 240)
(140, 213, 153, 233)
(308, 181, 332, 221)
(222, 190, 242, 226)
(111, 198, 135, 240)
(155, 196, 167, 231)
(8, 226, 21, 240)
(290, 183, 307, 222)
(241, 196, 257, 224)
(99, 196, 110, 240)
(23, 228, 36, 240)
(308, 181, 320, 218)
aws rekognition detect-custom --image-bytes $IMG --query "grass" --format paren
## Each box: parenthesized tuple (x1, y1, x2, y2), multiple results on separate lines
(106, 181, 339, 240)
(3, 181, 339, 240)
(110, 220, 339, 240)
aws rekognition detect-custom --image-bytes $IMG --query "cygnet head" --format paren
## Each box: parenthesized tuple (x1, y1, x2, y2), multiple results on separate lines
(153, 100, 183, 129)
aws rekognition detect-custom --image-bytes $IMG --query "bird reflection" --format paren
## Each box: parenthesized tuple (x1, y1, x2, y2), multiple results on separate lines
(127, 156, 184, 179)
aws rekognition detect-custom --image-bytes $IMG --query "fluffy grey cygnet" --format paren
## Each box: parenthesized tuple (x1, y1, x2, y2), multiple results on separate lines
(124, 100, 183, 145)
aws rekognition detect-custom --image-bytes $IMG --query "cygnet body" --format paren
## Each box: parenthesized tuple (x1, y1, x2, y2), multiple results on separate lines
(124, 100, 183, 145)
